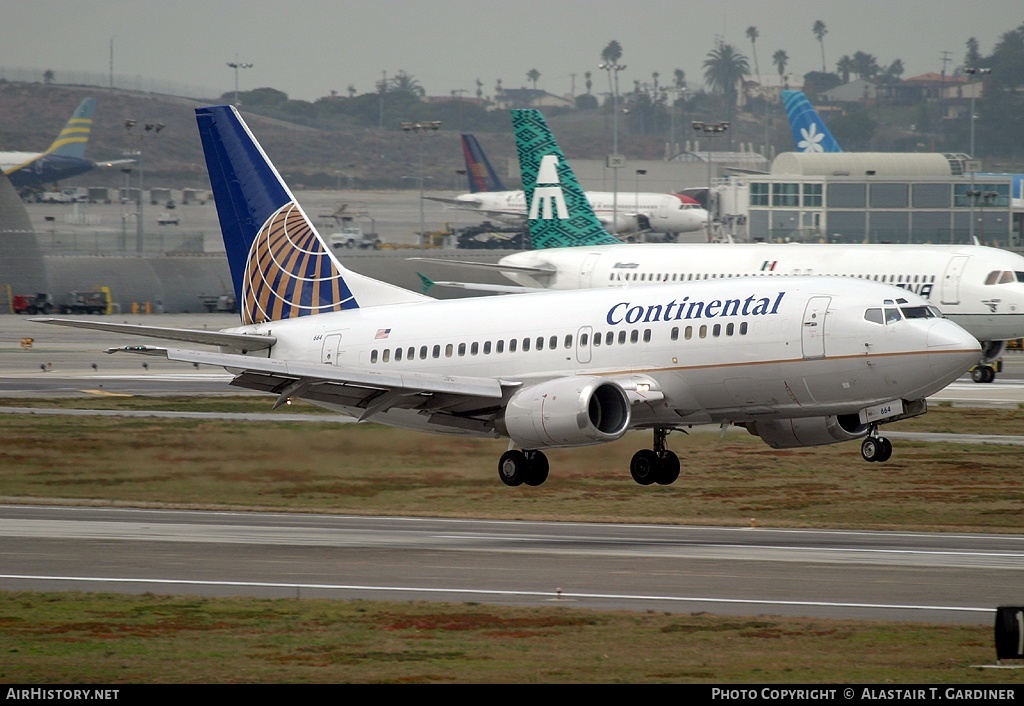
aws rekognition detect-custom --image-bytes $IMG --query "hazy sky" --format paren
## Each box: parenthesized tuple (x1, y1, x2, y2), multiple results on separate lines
(2, 1, 1021, 102)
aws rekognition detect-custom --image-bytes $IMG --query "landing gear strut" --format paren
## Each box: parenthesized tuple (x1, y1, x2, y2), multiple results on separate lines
(630, 428, 680, 485)
(498, 449, 549, 487)
(860, 426, 893, 463)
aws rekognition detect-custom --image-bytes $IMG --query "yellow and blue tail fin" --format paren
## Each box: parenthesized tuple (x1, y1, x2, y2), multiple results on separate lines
(512, 109, 619, 249)
(195, 105, 425, 325)
(45, 98, 95, 158)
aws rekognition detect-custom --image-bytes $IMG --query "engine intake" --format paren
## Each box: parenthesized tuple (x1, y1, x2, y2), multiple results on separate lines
(499, 377, 631, 449)
(745, 414, 869, 449)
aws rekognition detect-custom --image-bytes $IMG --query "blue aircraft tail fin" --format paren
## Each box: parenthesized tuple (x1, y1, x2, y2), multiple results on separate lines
(511, 109, 619, 249)
(195, 105, 424, 324)
(45, 98, 96, 158)
(461, 134, 507, 192)
(782, 90, 842, 153)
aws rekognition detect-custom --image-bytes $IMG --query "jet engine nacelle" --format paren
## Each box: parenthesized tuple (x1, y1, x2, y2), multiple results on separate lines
(498, 377, 631, 449)
(745, 414, 869, 449)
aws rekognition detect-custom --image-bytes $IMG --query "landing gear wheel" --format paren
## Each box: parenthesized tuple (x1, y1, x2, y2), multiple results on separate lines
(972, 365, 997, 383)
(656, 451, 680, 485)
(630, 449, 660, 485)
(523, 451, 549, 487)
(861, 437, 881, 463)
(875, 437, 893, 463)
(498, 450, 527, 486)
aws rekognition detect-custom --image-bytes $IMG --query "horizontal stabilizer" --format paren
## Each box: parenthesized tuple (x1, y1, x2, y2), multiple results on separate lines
(407, 256, 555, 276)
(32, 318, 276, 351)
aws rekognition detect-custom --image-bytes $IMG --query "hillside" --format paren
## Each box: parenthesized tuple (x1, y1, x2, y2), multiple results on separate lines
(0, 82, 778, 193)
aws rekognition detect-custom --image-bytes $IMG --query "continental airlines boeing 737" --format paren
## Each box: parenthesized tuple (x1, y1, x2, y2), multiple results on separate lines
(36, 106, 978, 484)
(427, 133, 709, 236)
(0, 98, 131, 189)
(419, 109, 1024, 383)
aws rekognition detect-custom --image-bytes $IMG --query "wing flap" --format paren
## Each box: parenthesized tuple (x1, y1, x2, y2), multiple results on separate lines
(107, 346, 510, 418)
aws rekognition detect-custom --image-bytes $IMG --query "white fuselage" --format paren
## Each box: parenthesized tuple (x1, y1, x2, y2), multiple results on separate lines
(230, 277, 978, 441)
(496, 243, 1024, 345)
(456, 190, 709, 233)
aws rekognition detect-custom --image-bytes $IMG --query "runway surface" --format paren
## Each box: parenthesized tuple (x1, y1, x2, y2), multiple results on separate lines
(3, 314, 1024, 625)
(1, 505, 1021, 625)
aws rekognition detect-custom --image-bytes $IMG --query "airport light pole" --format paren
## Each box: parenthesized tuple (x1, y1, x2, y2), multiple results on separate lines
(402, 121, 441, 248)
(634, 169, 646, 229)
(964, 67, 990, 242)
(124, 120, 164, 254)
(600, 61, 626, 234)
(227, 61, 253, 105)
(692, 121, 729, 241)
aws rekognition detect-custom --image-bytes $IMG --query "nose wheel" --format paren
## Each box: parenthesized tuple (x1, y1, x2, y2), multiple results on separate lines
(860, 431, 893, 463)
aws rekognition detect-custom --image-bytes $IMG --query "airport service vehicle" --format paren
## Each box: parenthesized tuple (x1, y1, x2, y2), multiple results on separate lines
(34, 106, 979, 485)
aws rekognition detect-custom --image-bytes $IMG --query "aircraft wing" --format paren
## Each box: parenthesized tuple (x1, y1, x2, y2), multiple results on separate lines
(407, 257, 554, 276)
(95, 158, 137, 168)
(423, 196, 525, 221)
(421, 279, 533, 295)
(106, 345, 516, 428)
(32, 318, 276, 351)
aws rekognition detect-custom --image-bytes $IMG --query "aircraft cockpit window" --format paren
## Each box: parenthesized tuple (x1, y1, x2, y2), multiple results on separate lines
(985, 271, 1000, 285)
(864, 308, 884, 325)
(885, 307, 902, 323)
(1000, 271, 1016, 284)
(899, 305, 935, 319)
(928, 306, 944, 318)
(1016, 272, 1024, 283)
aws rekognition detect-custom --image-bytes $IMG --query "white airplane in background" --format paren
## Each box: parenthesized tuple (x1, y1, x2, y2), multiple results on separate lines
(427, 133, 709, 236)
(418, 109, 1024, 384)
(36, 106, 978, 485)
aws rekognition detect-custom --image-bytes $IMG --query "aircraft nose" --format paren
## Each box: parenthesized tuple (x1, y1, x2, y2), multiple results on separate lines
(926, 319, 980, 378)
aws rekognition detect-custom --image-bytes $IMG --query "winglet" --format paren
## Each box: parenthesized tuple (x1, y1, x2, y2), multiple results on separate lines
(416, 272, 436, 294)
(511, 109, 619, 249)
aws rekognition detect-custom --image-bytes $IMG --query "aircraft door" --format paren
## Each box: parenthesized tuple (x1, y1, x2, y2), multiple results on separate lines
(801, 296, 830, 359)
(578, 252, 601, 288)
(321, 333, 343, 364)
(576, 326, 593, 364)
(941, 255, 969, 305)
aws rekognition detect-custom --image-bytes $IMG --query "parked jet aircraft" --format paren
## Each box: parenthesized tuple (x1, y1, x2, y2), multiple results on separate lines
(0, 98, 130, 189)
(428, 133, 709, 236)
(418, 109, 1024, 383)
(36, 106, 978, 484)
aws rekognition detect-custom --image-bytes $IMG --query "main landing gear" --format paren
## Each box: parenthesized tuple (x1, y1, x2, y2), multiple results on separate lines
(860, 426, 893, 463)
(497, 428, 682, 487)
(498, 449, 549, 487)
(629, 428, 680, 486)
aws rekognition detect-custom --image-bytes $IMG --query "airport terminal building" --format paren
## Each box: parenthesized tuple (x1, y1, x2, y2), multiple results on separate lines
(712, 152, 1022, 247)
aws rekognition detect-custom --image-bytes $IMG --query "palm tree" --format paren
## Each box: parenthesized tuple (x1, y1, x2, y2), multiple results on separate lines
(746, 26, 761, 83)
(673, 68, 686, 90)
(702, 43, 750, 118)
(527, 68, 541, 90)
(601, 40, 623, 65)
(773, 49, 789, 87)
(813, 20, 828, 73)
(852, 51, 880, 80)
(584, 71, 592, 94)
(390, 70, 425, 97)
(836, 55, 855, 83)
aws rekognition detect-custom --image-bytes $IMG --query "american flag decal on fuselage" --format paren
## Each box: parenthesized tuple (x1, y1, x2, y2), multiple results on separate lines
(242, 202, 356, 324)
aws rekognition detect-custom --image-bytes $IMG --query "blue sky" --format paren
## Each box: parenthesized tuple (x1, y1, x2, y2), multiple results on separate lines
(2, 1, 1020, 102)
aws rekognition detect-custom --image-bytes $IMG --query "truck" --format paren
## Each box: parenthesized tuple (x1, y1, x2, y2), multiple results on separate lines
(198, 292, 237, 313)
(328, 227, 381, 250)
(12, 292, 55, 315)
(58, 287, 113, 315)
